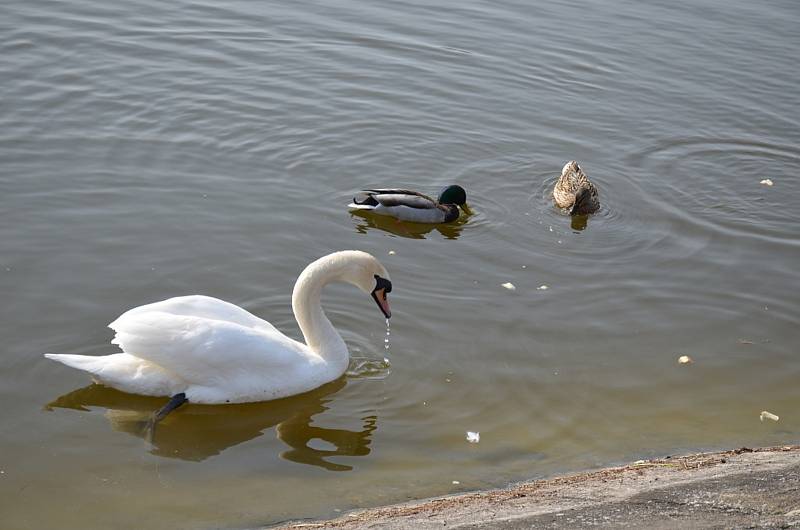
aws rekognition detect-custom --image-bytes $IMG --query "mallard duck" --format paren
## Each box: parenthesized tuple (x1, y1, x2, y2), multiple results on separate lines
(552, 161, 600, 215)
(349, 185, 468, 223)
(45, 251, 392, 420)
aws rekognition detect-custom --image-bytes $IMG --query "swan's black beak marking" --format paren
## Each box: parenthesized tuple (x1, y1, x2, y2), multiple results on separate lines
(371, 275, 392, 319)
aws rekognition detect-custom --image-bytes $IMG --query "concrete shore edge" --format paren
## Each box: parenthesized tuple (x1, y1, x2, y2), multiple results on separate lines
(275, 445, 800, 529)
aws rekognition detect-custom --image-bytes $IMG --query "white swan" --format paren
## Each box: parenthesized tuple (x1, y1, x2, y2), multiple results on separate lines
(45, 251, 393, 409)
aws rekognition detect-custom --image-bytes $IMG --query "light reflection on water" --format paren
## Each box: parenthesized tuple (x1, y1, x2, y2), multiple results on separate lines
(2, 0, 799, 528)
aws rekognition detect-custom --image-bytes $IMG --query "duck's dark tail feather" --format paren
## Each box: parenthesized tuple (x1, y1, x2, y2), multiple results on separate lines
(349, 192, 379, 209)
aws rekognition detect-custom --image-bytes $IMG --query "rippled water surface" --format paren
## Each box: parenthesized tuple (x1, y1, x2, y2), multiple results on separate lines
(2, 0, 799, 528)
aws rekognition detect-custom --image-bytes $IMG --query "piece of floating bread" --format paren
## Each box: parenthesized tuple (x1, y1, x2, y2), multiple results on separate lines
(678, 355, 693, 364)
(466, 431, 480, 443)
(501, 282, 516, 291)
(760, 411, 779, 422)
(760, 179, 774, 186)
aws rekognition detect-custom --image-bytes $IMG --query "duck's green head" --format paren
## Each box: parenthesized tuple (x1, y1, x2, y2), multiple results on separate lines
(438, 185, 467, 207)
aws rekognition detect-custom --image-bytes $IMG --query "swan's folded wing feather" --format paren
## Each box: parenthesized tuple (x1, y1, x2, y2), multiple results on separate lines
(110, 311, 308, 386)
(110, 295, 280, 335)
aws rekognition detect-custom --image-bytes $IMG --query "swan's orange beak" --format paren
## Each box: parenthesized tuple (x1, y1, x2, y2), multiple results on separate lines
(371, 288, 391, 318)
(371, 276, 392, 319)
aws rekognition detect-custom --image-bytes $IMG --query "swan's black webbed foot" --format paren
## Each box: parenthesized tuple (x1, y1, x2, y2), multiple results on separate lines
(144, 393, 187, 443)
(153, 392, 187, 423)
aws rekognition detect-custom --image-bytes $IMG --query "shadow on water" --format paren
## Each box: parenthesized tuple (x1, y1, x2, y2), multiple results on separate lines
(349, 210, 469, 239)
(45, 379, 377, 470)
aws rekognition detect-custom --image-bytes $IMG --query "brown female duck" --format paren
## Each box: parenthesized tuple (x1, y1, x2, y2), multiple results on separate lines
(552, 161, 600, 215)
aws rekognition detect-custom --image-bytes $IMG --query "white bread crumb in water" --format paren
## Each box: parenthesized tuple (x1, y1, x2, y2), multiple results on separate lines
(760, 411, 779, 422)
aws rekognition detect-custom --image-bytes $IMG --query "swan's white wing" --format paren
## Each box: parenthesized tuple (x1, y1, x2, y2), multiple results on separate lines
(111, 295, 280, 334)
(110, 310, 313, 387)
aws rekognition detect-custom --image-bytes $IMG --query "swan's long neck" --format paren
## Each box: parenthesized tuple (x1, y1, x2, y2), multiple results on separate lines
(291, 256, 351, 373)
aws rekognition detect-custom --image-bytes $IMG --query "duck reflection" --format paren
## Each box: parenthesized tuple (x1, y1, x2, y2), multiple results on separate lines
(46, 378, 377, 470)
(350, 210, 468, 240)
(570, 214, 589, 231)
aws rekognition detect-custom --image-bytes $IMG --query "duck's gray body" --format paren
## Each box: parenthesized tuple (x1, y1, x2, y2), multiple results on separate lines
(349, 188, 464, 223)
(552, 161, 600, 216)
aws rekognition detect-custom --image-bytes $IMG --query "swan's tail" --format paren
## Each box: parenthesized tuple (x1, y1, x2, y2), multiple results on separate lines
(44, 353, 110, 377)
(44, 353, 179, 396)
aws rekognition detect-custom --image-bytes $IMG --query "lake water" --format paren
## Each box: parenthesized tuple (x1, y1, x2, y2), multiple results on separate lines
(2, 0, 798, 528)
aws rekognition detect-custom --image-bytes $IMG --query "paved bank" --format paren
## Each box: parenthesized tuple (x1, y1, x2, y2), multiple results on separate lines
(277, 445, 800, 529)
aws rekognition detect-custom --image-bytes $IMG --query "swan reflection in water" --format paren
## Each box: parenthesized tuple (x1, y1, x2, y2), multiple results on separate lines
(46, 378, 377, 471)
(350, 210, 469, 240)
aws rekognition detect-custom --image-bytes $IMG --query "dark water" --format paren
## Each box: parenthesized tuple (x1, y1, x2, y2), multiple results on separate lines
(2, 0, 799, 528)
